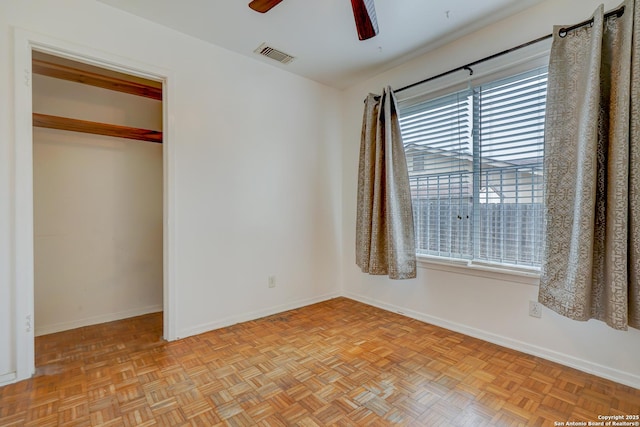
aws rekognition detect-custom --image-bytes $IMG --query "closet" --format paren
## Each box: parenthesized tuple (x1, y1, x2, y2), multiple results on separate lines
(32, 52, 164, 336)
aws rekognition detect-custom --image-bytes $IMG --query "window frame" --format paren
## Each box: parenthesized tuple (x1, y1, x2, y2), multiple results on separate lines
(395, 42, 552, 280)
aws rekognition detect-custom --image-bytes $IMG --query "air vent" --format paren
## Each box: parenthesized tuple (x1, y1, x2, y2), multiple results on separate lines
(254, 43, 295, 64)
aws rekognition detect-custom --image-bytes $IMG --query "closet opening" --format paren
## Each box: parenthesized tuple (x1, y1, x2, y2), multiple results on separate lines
(31, 51, 165, 345)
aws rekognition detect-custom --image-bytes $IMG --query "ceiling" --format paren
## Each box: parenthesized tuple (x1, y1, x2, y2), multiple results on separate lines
(98, 0, 546, 89)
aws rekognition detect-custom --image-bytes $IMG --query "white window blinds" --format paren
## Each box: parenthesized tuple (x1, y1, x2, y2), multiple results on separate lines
(398, 66, 547, 267)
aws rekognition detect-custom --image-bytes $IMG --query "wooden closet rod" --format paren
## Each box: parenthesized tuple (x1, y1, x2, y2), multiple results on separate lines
(33, 113, 163, 144)
(32, 59, 162, 100)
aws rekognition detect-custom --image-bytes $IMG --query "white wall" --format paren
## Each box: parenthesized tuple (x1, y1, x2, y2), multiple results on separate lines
(341, 0, 640, 389)
(32, 74, 163, 335)
(0, 0, 342, 383)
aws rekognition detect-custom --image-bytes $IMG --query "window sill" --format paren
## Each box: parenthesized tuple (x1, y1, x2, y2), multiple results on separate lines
(415, 255, 540, 286)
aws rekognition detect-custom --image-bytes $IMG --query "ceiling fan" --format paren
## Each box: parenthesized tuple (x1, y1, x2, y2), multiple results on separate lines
(248, 0, 379, 41)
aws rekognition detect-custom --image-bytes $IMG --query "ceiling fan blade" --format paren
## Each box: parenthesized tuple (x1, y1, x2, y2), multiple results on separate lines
(248, 0, 283, 13)
(350, 0, 379, 40)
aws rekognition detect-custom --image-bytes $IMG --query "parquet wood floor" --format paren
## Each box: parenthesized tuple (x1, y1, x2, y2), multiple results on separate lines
(1, 298, 639, 426)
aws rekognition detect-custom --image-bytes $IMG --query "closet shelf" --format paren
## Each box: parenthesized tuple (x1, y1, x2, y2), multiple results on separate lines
(33, 113, 163, 144)
(32, 59, 162, 100)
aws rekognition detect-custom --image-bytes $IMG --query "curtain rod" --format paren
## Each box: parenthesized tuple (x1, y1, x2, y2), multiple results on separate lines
(383, 4, 626, 96)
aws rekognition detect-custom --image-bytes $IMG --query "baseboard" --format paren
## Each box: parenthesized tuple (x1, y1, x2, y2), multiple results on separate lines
(0, 372, 17, 387)
(177, 292, 341, 339)
(344, 292, 640, 390)
(34, 304, 163, 336)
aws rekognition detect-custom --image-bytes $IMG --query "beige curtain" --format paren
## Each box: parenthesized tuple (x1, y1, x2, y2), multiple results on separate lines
(356, 87, 416, 279)
(540, 0, 640, 330)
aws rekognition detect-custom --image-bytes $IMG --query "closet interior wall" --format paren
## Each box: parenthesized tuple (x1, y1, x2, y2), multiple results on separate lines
(32, 52, 164, 336)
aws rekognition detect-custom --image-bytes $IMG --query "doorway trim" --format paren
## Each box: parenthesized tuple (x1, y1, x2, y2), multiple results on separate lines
(12, 28, 176, 382)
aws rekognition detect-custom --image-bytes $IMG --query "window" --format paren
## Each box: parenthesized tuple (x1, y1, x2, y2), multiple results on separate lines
(398, 66, 547, 268)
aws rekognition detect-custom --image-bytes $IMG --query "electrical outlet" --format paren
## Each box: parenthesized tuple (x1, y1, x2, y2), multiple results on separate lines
(25, 314, 32, 332)
(529, 301, 542, 318)
(268, 276, 276, 288)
